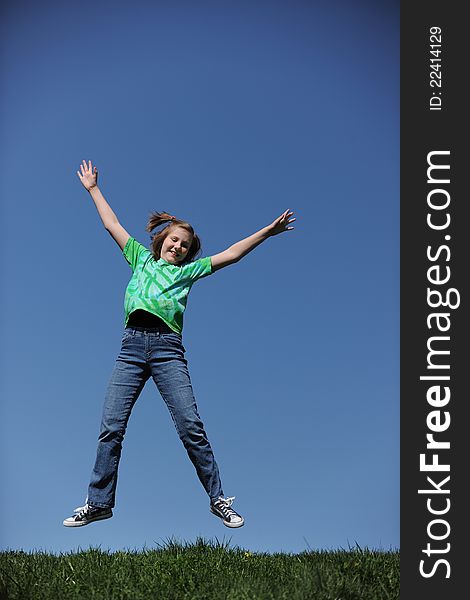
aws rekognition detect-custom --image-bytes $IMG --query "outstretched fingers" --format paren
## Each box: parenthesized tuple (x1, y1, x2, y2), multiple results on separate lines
(269, 209, 296, 236)
(78, 159, 97, 175)
(282, 209, 296, 230)
(76, 159, 98, 189)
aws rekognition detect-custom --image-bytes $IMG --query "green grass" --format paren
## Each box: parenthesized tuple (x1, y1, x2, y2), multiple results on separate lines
(0, 538, 399, 600)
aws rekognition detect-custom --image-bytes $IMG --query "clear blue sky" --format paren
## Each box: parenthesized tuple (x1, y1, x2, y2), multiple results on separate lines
(0, 0, 399, 554)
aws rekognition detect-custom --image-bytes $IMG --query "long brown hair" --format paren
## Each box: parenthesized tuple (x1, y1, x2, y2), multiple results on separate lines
(145, 211, 202, 265)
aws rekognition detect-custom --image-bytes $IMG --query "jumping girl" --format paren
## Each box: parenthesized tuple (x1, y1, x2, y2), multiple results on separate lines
(63, 159, 295, 529)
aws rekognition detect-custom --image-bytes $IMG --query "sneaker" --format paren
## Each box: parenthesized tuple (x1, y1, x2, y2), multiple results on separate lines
(63, 502, 113, 527)
(210, 496, 244, 528)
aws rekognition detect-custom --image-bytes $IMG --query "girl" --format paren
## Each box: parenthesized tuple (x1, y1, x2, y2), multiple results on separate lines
(63, 160, 295, 529)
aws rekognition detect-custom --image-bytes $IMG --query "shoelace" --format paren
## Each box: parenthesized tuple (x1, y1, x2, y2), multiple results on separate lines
(215, 496, 239, 520)
(73, 503, 90, 518)
(73, 498, 90, 517)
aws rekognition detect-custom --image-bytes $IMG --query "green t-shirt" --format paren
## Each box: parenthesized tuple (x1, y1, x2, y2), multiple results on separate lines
(122, 237, 213, 334)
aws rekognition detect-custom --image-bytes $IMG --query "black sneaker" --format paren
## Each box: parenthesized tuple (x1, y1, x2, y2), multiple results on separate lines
(63, 502, 113, 527)
(210, 496, 244, 528)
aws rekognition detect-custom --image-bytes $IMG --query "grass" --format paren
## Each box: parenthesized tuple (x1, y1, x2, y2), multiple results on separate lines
(0, 537, 399, 600)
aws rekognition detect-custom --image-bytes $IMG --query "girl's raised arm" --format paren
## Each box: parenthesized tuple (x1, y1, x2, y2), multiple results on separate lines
(77, 159, 131, 251)
(210, 209, 295, 272)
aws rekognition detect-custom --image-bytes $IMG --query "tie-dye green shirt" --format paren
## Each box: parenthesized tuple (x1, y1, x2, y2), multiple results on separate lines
(122, 237, 213, 334)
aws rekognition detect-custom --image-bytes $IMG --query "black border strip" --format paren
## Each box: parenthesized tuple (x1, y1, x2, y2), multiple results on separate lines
(401, 2, 467, 598)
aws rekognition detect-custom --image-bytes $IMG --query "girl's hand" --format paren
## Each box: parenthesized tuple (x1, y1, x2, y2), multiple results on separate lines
(267, 209, 296, 236)
(77, 159, 98, 191)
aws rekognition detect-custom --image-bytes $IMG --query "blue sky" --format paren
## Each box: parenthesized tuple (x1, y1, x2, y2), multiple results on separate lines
(0, 0, 399, 554)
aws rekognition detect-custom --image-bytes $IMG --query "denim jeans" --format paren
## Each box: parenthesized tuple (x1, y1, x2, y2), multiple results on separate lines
(87, 326, 224, 508)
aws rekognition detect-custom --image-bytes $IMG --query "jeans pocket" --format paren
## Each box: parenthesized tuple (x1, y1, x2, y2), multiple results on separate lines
(163, 332, 186, 353)
(121, 330, 133, 344)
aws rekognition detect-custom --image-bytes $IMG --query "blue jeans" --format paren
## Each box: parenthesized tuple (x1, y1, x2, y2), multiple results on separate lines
(87, 327, 224, 508)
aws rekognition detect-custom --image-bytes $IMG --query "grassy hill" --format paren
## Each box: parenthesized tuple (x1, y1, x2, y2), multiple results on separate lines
(0, 537, 399, 600)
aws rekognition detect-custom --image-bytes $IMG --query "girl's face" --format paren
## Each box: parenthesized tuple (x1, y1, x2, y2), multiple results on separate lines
(160, 226, 193, 265)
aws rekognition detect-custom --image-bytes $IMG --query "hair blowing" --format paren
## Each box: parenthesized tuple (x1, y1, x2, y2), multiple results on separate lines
(145, 211, 202, 265)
